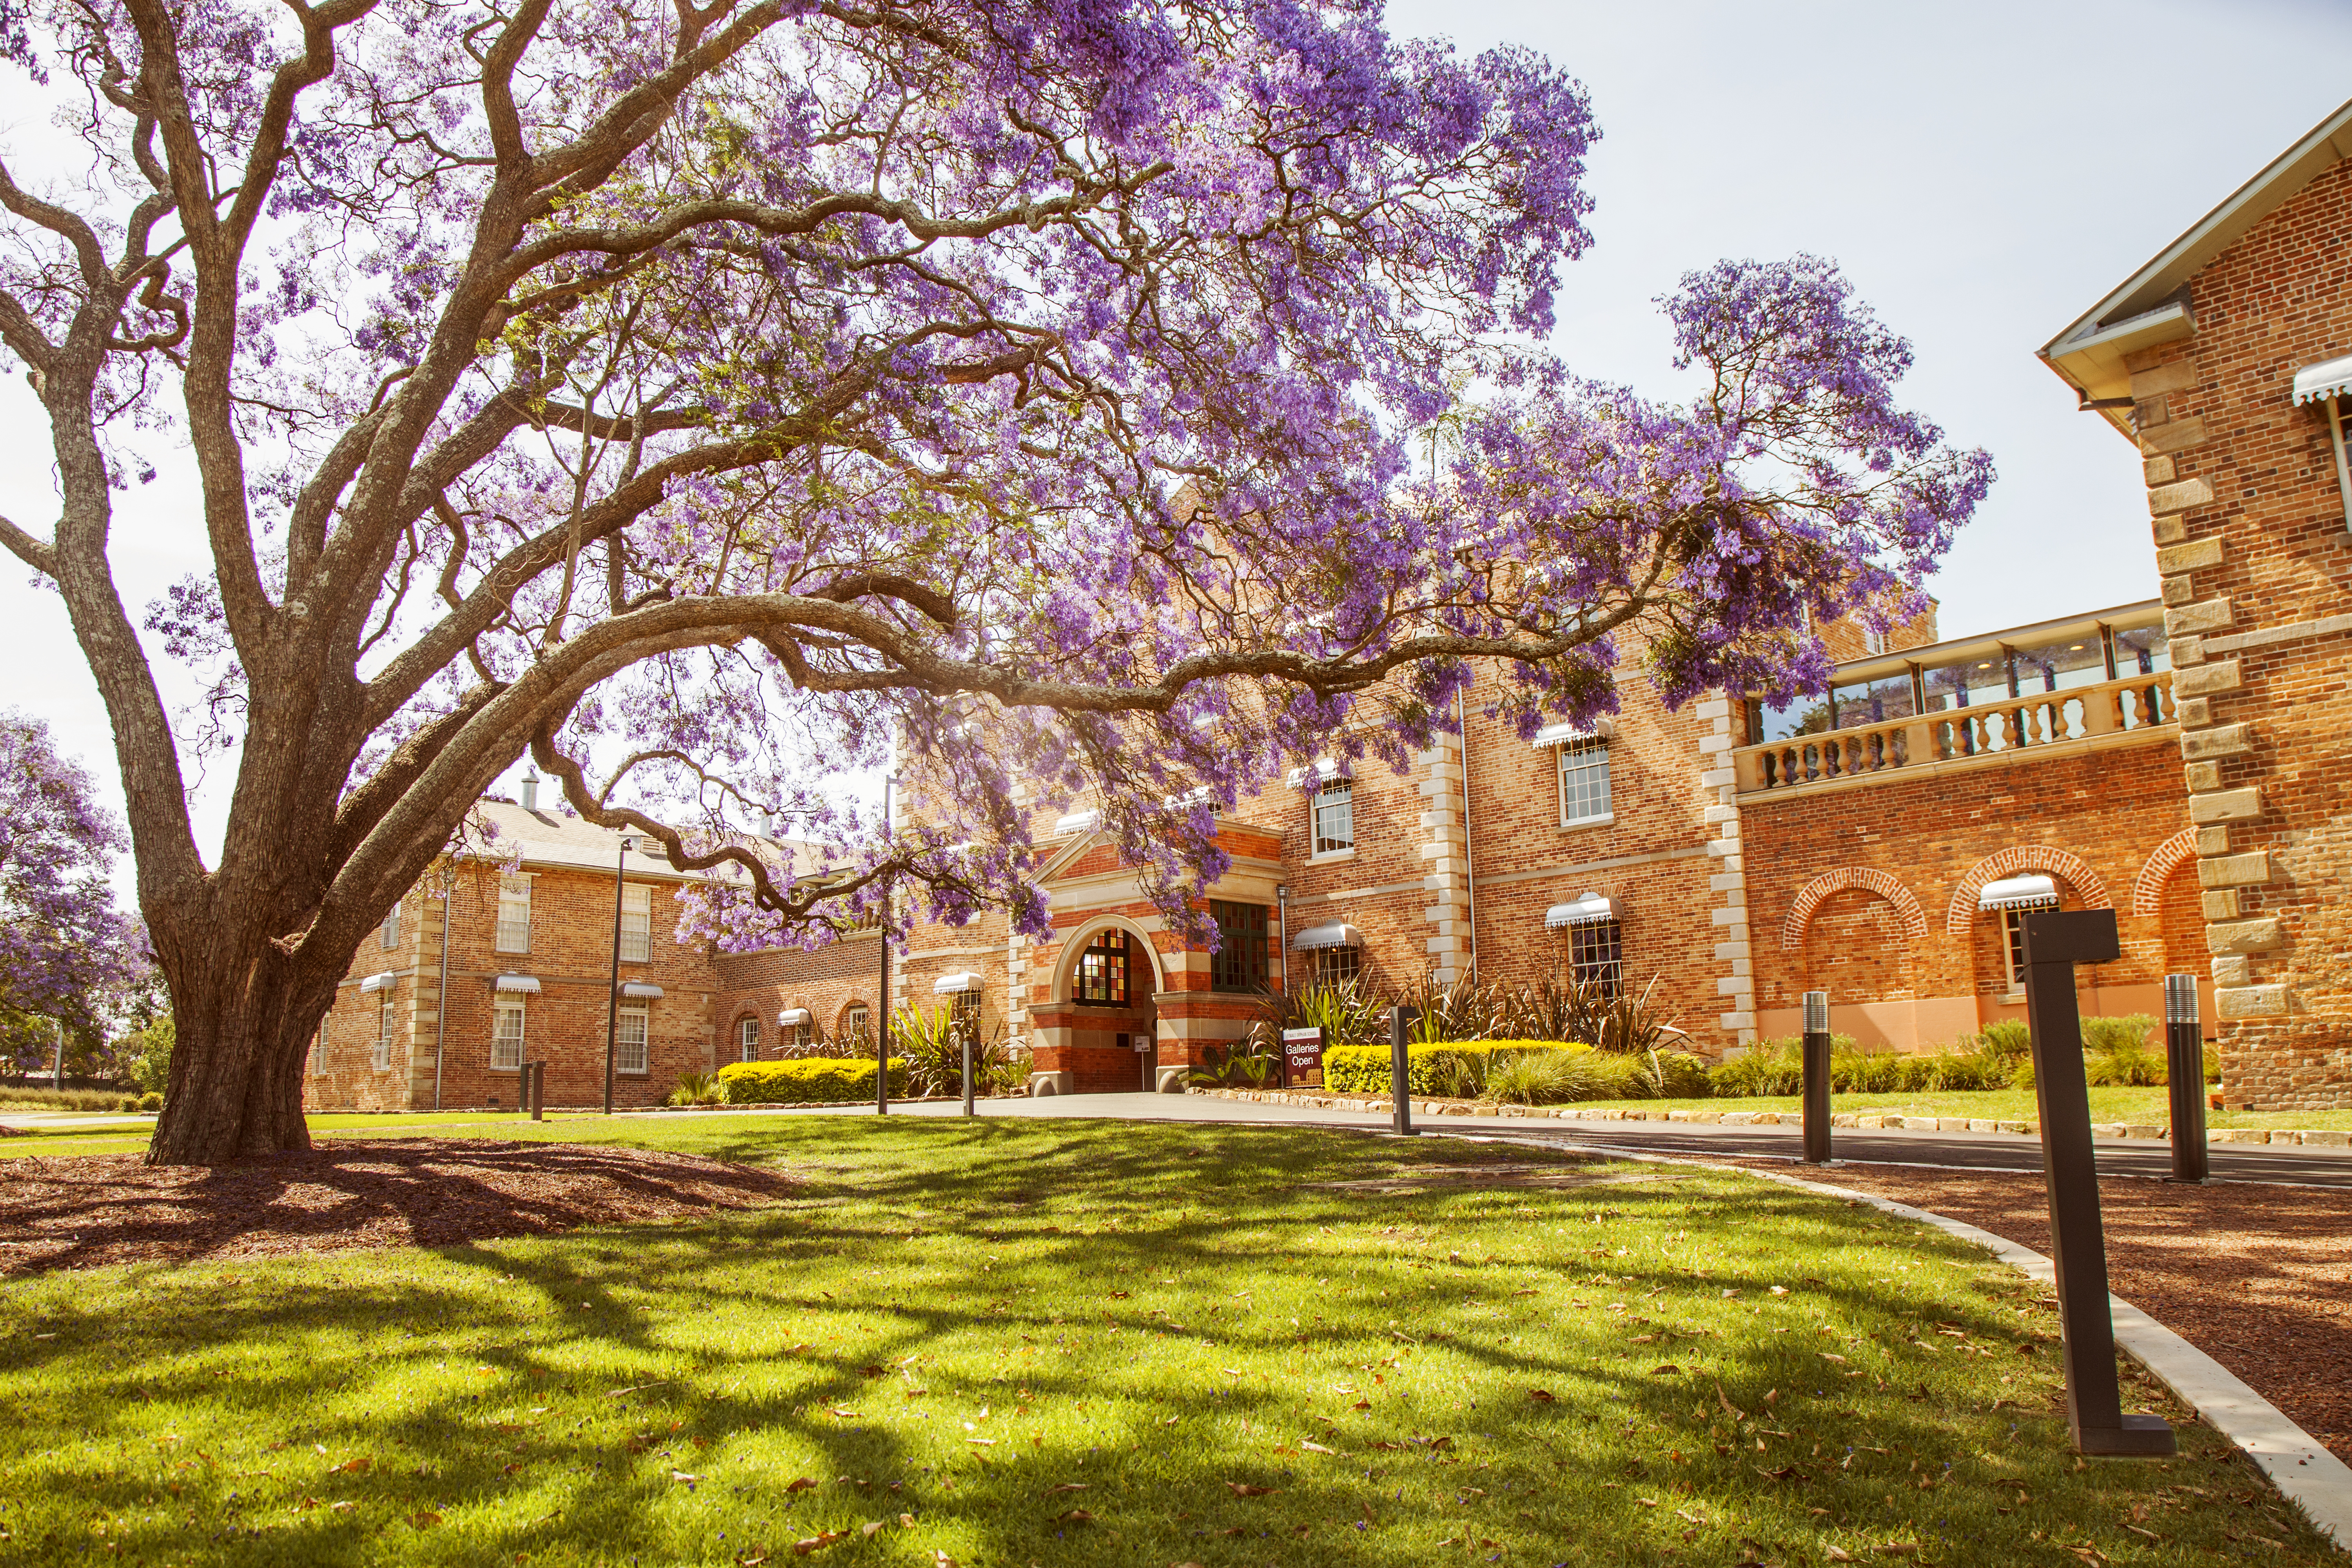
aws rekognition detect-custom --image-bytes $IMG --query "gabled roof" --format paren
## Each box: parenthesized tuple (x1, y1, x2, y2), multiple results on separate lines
(466, 799, 823, 881)
(2039, 97, 2352, 434)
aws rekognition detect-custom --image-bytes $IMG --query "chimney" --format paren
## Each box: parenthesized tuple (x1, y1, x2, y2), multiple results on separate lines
(520, 768, 539, 810)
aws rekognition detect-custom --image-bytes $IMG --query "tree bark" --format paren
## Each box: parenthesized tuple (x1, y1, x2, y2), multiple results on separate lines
(145, 902, 345, 1163)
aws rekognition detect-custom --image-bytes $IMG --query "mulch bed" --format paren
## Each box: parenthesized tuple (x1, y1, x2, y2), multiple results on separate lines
(1754, 1162, 2352, 1464)
(0, 1139, 796, 1278)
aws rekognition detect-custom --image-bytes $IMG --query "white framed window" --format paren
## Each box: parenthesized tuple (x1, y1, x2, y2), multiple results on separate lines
(1559, 737, 1612, 826)
(617, 1005, 650, 1075)
(312, 1020, 328, 1076)
(842, 1003, 870, 1044)
(619, 883, 652, 963)
(492, 998, 526, 1070)
(1566, 919, 1624, 999)
(1308, 945, 1362, 987)
(737, 1016, 760, 1062)
(496, 874, 532, 953)
(1864, 627, 1889, 656)
(378, 902, 402, 949)
(2004, 909, 2030, 992)
(1311, 779, 1354, 856)
(373, 988, 396, 1070)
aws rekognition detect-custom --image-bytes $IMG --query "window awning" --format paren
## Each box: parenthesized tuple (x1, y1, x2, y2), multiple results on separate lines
(932, 971, 984, 995)
(1978, 874, 2060, 912)
(777, 1007, 811, 1027)
(493, 973, 541, 993)
(2294, 353, 2352, 405)
(358, 971, 397, 993)
(1291, 921, 1363, 951)
(620, 982, 664, 999)
(1051, 808, 1100, 837)
(1544, 893, 1620, 929)
(1530, 717, 1613, 748)
(1283, 757, 1350, 789)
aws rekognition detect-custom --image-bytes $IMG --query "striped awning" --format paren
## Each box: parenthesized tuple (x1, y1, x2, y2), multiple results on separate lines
(932, 971, 984, 995)
(1545, 893, 1620, 929)
(493, 973, 541, 993)
(1978, 874, 2060, 912)
(2293, 352, 2352, 405)
(1530, 718, 1611, 748)
(1283, 757, 1350, 789)
(1051, 808, 1100, 837)
(1291, 921, 1363, 951)
(358, 971, 397, 993)
(777, 1007, 811, 1027)
(620, 982, 664, 999)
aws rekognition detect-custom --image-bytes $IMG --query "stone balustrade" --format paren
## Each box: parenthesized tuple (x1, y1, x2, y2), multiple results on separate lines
(1733, 671, 2174, 795)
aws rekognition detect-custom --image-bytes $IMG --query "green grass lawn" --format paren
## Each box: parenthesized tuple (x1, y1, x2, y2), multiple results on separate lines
(1542, 1086, 2352, 1132)
(0, 1117, 2334, 1566)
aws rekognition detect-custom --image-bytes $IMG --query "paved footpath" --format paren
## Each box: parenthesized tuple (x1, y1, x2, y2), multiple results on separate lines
(730, 1090, 2352, 1189)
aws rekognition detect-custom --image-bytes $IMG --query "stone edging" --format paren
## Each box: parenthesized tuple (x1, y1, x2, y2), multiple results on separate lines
(1744, 1165, 2352, 1553)
(1182, 1087, 2351, 1147)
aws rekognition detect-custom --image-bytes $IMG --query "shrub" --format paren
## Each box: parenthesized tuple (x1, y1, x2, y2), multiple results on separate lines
(666, 1071, 725, 1107)
(1703, 1039, 2015, 1100)
(0, 1084, 134, 1112)
(2085, 1041, 2166, 1087)
(1976, 1020, 2032, 1060)
(1192, 1039, 1280, 1090)
(2082, 1014, 2156, 1055)
(716, 1058, 907, 1104)
(1486, 1048, 1627, 1106)
(138, 1092, 162, 1114)
(1321, 1040, 1585, 1098)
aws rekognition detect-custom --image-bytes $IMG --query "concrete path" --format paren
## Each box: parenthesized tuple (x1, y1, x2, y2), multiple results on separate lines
(721, 1090, 2352, 1189)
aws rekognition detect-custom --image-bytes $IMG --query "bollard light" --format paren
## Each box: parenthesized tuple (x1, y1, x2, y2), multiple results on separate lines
(1799, 991, 1832, 1165)
(2163, 975, 2208, 1183)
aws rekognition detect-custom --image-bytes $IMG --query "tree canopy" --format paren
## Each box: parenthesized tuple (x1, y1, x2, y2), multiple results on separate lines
(0, 0, 1988, 1159)
(0, 711, 146, 1069)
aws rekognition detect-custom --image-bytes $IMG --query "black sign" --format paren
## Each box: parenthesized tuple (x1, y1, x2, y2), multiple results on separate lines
(1281, 1026, 1325, 1089)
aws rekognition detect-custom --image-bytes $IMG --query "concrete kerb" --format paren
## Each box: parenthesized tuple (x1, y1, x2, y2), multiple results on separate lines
(1759, 1167, 2352, 1552)
(1437, 1128, 2352, 1552)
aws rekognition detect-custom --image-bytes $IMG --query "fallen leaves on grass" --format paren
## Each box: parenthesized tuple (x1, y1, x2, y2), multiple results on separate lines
(1054, 1508, 1095, 1523)
(790, 1530, 844, 1555)
(327, 1456, 371, 1474)
(784, 1477, 816, 1494)
(1528, 1389, 1557, 1403)
(1224, 1481, 1276, 1497)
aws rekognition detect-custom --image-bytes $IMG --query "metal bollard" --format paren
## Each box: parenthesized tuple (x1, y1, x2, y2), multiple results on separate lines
(2164, 975, 2208, 1183)
(1390, 1005, 1417, 1136)
(961, 1027, 976, 1118)
(1800, 990, 1832, 1164)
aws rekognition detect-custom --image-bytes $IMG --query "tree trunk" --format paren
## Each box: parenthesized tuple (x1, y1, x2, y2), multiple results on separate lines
(145, 910, 343, 1164)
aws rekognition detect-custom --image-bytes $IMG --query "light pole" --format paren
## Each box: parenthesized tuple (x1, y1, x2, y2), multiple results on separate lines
(604, 833, 636, 1116)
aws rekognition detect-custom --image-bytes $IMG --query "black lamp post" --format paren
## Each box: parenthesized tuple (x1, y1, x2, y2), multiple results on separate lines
(876, 775, 894, 1117)
(604, 833, 636, 1116)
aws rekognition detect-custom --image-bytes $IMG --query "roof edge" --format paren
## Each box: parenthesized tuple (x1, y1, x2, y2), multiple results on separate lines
(2039, 96, 2352, 399)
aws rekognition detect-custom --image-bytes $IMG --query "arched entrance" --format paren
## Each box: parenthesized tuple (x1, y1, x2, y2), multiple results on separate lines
(1032, 916, 1164, 1093)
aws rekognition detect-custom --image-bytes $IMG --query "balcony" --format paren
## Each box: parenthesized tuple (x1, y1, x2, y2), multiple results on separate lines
(1735, 670, 2175, 797)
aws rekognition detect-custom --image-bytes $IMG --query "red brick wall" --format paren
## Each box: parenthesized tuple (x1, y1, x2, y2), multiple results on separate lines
(311, 861, 718, 1111)
(1744, 736, 2192, 1049)
(2114, 154, 2352, 1106)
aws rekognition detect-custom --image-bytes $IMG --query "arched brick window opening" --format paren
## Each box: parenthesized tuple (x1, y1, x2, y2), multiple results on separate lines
(1780, 867, 1927, 951)
(1945, 846, 2111, 937)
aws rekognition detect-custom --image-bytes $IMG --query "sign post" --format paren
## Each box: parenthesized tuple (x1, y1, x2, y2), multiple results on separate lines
(2163, 975, 2208, 1183)
(2021, 909, 2176, 1457)
(1800, 990, 1832, 1165)
(1280, 1026, 1325, 1091)
(1389, 1006, 1417, 1136)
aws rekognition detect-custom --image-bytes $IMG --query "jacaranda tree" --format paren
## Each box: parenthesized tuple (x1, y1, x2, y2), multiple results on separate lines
(0, 0, 1989, 1161)
(0, 711, 148, 1069)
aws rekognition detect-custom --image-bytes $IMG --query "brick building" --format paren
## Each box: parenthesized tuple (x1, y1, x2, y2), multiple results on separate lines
(2040, 96, 2352, 1109)
(310, 794, 720, 1111)
(697, 595, 2199, 1099)
(331, 93, 2352, 1109)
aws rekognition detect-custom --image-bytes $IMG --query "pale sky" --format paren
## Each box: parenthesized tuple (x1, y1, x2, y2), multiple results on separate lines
(5, 0, 2351, 889)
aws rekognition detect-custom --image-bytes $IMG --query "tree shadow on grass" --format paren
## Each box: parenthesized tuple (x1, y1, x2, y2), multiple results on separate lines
(0, 1137, 795, 1276)
(0, 1119, 2333, 1566)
